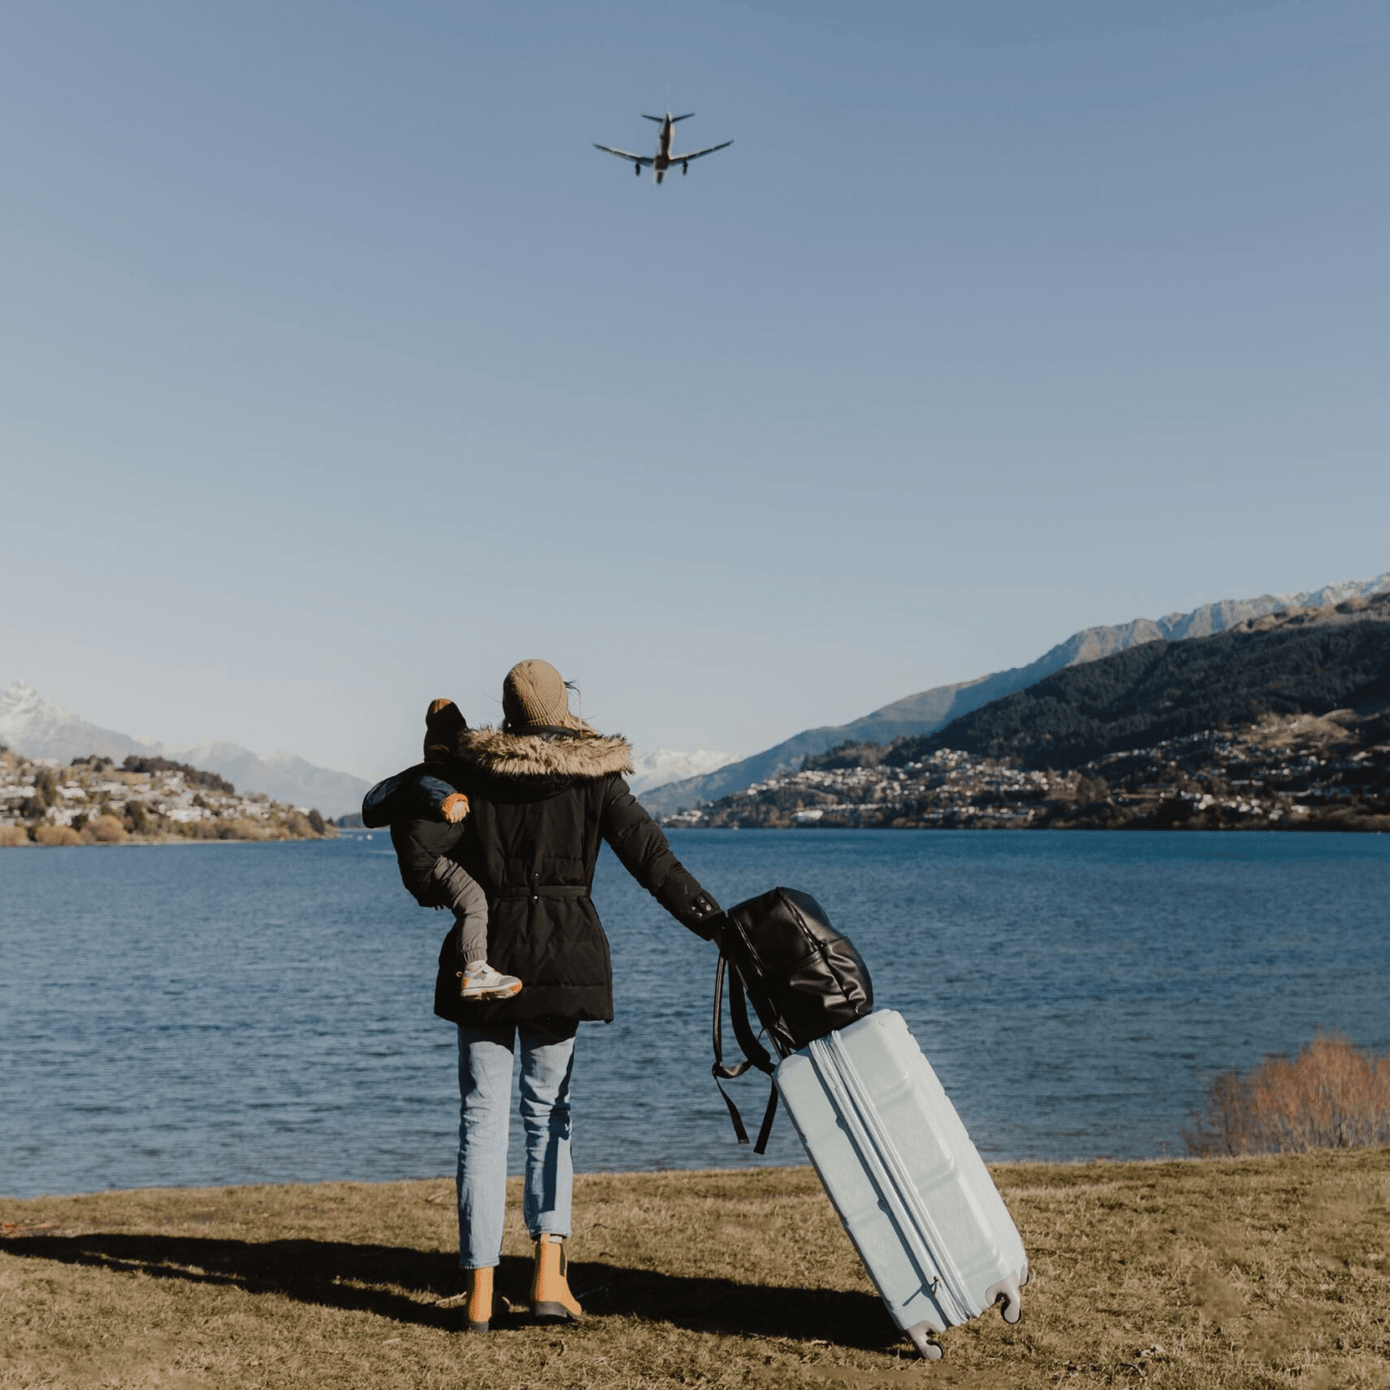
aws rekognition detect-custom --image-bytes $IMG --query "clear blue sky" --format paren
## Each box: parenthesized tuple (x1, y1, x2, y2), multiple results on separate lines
(4, 1, 1387, 780)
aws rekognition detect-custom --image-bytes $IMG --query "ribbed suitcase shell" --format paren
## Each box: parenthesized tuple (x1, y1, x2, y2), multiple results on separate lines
(775, 1009, 1028, 1359)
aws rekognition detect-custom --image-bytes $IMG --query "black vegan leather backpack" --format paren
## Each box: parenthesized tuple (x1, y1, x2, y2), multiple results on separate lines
(712, 886, 873, 1153)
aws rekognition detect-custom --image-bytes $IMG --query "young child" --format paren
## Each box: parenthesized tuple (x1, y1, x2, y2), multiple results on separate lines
(361, 698, 521, 1001)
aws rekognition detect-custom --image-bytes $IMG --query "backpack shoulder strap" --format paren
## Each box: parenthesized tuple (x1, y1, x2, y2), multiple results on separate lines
(711, 954, 780, 1152)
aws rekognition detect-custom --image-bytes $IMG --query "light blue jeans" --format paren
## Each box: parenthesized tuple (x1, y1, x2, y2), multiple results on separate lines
(456, 1019, 578, 1269)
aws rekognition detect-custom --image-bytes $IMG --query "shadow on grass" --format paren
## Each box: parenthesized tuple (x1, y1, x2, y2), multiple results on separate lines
(0, 1234, 896, 1348)
(572, 1259, 895, 1350)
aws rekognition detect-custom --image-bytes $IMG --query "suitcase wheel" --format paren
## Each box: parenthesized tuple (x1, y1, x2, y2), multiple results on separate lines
(906, 1324, 945, 1360)
(987, 1276, 1024, 1324)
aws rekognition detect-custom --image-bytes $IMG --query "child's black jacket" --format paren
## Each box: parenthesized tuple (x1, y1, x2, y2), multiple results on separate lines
(361, 764, 466, 905)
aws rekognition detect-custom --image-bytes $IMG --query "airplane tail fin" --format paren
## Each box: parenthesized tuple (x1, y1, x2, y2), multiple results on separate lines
(643, 111, 694, 123)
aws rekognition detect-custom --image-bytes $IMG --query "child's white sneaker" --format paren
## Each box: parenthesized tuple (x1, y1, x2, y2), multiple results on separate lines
(457, 962, 523, 1000)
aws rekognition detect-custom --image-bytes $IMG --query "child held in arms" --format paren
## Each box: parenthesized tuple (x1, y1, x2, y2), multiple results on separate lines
(361, 699, 521, 1001)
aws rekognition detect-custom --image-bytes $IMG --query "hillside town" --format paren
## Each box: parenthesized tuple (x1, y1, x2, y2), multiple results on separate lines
(0, 746, 335, 845)
(661, 710, 1390, 832)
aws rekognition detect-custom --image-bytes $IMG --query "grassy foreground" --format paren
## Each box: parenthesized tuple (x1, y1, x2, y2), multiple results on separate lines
(2, 1151, 1387, 1390)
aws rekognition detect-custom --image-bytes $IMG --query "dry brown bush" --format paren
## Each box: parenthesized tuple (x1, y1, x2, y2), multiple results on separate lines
(32, 824, 82, 846)
(219, 818, 271, 841)
(278, 810, 314, 838)
(83, 813, 129, 844)
(0, 824, 30, 846)
(1184, 1034, 1390, 1156)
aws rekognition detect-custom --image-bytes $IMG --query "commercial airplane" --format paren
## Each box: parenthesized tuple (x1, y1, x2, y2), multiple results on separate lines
(594, 111, 733, 184)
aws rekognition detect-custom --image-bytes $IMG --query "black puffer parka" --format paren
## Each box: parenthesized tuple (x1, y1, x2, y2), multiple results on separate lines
(432, 725, 721, 1025)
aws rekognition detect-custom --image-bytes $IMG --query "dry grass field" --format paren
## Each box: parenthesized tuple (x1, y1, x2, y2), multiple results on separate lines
(2, 1150, 1387, 1390)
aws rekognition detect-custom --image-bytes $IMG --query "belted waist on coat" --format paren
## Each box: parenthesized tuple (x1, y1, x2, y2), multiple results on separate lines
(491, 885, 592, 900)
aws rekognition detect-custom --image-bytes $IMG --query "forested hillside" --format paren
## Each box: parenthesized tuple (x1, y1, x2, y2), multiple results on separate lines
(639, 574, 1390, 816)
(663, 596, 1390, 831)
(888, 597, 1390, 772)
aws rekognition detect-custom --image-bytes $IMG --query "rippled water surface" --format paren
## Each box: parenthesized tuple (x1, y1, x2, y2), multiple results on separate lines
(2, 830, 1387, 1197)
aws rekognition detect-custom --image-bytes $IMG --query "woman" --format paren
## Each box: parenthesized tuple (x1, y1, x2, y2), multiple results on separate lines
(433, 659, 723, 1331)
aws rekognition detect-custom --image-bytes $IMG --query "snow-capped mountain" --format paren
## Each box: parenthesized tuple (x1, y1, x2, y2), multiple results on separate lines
(0, 682, 157, 764)
(626, 747, 739, 798)
(153, 741, 371, 819)
(0, 682, 370, 819)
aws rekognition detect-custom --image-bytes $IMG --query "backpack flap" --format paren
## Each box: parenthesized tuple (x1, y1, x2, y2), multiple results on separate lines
(723, 886, 874, 1054)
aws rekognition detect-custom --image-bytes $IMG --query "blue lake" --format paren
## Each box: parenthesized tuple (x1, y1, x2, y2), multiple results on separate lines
(2, 830, 1388, 1198)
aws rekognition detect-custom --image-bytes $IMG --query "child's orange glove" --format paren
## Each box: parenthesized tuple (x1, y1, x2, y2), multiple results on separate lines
(441, 793, 470, 823)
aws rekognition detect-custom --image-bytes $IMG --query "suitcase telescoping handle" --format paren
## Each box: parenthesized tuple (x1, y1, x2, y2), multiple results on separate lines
(711, 953, 782, 1154)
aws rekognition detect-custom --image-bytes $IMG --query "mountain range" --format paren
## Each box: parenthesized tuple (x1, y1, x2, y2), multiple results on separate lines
(891, 591, 1390, 772)
(0, 681, 733, 819)
(636, 572, 1390, 815)
(0, 682, 370, 820)
(674, 592, 1390, 832)
(7, 570, 1386, 822)
(626, 746, 739, 797)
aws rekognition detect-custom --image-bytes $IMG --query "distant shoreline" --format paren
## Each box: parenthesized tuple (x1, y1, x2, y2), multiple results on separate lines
(1, 747, 338, 847)
(661, 819, 1390, 833)
(0, 833, 334, 849)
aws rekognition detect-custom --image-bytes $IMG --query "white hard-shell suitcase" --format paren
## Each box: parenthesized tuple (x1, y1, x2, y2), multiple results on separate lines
(775, 1009, 1028, 1359)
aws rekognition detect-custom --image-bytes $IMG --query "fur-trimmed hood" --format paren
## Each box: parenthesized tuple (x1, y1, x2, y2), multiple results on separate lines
(456, 727, 634, 781)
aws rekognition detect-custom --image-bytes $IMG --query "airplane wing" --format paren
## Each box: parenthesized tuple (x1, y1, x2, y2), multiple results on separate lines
(593, 144, 653, 166)
(669, 140, 734, 162)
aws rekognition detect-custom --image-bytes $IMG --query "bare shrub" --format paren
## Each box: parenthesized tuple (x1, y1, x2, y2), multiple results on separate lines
(1183, 1070, 1256, 1156)
(32, 767, 61, 807)
(1184, 1034, 1390, 1156)
(0, 824, 30, 847)
(278, 811, 313, 838)
(219, 818, 270, 841)
(33, 824, 83, 846)
(84, 814, 129, 844)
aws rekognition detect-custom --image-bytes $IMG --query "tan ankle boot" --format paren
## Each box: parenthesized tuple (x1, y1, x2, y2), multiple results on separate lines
(529, 1234, 583, 1322)
(464, 1264, 495, 1332)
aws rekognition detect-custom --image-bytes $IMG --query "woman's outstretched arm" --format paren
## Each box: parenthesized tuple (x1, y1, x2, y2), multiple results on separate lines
(599, 777, 723, 937)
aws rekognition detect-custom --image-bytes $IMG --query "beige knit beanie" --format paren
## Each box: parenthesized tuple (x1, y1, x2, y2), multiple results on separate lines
(502, 659, 588, 731)
(423, 697, 466, 760)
